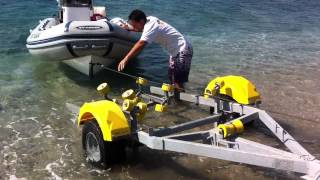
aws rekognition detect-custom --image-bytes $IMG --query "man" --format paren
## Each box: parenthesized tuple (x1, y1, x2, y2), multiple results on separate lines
(117, 9, 193, 91)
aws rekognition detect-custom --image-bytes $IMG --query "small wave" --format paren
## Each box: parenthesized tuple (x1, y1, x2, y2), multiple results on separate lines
(14, 33, 28, 44)
(9, 175, 27, 180)
(45, 162, 62, 180)
(0, 48, 23, 55)
(3, 151, 17, 166)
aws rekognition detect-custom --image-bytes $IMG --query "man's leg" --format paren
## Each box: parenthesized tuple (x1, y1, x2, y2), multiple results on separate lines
(168, 46, 193, 92)
(168, 57, 186, 92)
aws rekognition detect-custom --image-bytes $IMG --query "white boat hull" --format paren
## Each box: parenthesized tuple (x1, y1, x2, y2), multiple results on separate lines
(62, 55, 113, 77)
(26, 18, 140, 64)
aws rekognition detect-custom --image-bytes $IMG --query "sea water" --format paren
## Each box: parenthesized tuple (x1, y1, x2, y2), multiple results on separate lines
(0, 0, 320, 179)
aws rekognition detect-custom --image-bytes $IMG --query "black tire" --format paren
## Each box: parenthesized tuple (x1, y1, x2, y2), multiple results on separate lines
(82, 120, 126, 167)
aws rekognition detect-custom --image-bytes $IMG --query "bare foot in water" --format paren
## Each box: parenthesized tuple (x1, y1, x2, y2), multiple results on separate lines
(173, 83, 185, 102)
(174, 83, 185, 92)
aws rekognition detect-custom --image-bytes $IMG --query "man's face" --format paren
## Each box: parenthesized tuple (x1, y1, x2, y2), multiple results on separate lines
(129, 19, 145, 32)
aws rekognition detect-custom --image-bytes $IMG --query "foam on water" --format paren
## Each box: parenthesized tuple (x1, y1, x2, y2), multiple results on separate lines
(9, 175, 27, 180)
(45, 162, 63, 180)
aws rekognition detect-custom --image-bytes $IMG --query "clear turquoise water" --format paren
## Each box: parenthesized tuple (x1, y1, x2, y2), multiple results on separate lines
(1, 0, 320, 179)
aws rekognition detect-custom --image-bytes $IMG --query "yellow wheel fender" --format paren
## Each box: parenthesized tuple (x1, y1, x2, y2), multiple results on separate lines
(77, 100, 130, 142)
(204, 75, 261, 105)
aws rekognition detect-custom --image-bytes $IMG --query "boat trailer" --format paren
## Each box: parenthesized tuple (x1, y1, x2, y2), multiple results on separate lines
(74, 75, 320, 179)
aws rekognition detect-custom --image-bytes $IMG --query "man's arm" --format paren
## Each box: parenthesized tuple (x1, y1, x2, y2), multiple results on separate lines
(118, 40, 147, 71)
(120, 24, 139, 32)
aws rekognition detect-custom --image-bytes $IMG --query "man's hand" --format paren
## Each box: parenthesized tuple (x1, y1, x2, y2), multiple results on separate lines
(117, 40, 147, 71)
(118, 58, 129, 71)
(120, 23, 130, 30)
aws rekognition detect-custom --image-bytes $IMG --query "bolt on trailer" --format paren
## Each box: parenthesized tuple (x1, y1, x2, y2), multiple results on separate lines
(73, 75, 320, 180)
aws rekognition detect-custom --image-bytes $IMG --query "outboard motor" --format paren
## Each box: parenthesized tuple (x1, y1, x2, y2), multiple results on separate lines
(60, 0, 93, 22)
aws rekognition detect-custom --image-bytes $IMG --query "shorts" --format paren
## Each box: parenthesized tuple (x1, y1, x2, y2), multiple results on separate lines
(168, 46, 193, 84)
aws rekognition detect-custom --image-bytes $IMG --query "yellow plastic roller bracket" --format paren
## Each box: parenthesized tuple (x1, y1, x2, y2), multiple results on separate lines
(232, 119, 244, 134)
(121, 89, 136, 100)
(204, 81, 224, 98)
(217, 119, 244, 138)
(122, 97, 139, 111)
(122, 99, 135, 111)
(136, 102, 148, 121)
(161, 83, 174, 93)
(155, 104, 167, 112)
(204, 75, 261, 105)
(97, 83, 110, 97)
(137, 102, 147, 114)
(218, 124, 235, 138)
(136, 77, 148, 86)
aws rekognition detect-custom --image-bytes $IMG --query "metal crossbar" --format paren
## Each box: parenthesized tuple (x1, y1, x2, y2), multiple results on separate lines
(150, 114, 222, 137)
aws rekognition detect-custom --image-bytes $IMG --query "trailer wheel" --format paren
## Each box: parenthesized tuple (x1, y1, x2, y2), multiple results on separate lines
(82, 120, 107, 166)
(82, 120, 126, 167)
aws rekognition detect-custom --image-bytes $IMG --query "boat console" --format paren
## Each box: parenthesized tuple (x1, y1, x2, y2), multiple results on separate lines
(57, 0, 106, 22)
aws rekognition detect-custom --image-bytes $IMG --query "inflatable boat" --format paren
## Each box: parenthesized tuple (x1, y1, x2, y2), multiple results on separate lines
(26, 0, 141, 76)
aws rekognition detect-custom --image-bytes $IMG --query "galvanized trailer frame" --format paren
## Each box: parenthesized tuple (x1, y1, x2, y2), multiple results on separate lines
(127, 86, 320, 180)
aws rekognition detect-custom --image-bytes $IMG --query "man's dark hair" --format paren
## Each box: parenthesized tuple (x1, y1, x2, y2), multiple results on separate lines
(128, 9, 147, 22)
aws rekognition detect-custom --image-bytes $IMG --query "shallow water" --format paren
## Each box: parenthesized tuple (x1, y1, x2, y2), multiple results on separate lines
(1, 0, 320, 179)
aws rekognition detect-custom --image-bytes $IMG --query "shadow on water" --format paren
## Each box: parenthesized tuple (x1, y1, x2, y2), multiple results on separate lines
(58, 57, 163, 91)
(106, 147, 209, 180)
